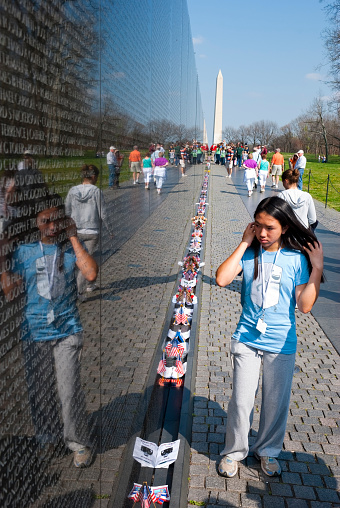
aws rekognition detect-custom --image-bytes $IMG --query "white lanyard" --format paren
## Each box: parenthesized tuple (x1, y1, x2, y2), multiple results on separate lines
(39, 241, 58, 293)
(260, 245, 281, 310)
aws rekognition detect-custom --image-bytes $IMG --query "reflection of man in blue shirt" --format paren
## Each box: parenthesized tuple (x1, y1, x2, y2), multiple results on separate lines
(107, 146, 117, 187)
(295, 150, 307, 190)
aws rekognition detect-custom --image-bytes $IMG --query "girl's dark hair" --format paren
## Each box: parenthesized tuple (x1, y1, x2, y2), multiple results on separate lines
(251, 197, 324, 281)
(282, 168, 299, 184)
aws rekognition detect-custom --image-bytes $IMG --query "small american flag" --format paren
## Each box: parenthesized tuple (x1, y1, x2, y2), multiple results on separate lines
(157, 352, 166, 374)
(173, 305, 189, 325)
(127, 483, 140, 501)
(139, 483, 156, 507)
(165, 339, 184, 358)
(152, 485, 170, 504)
(175, 356, 185, 376)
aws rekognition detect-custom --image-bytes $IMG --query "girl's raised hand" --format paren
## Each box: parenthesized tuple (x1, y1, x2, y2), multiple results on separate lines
(304, 241, 324, 272)
(242, 222, 256, 247)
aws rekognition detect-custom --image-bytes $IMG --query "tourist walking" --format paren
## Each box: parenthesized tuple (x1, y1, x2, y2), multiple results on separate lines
(129, 145, 142, 185)
(236, 143, 243, 168)
(216, 196, 323, 479)
(289, 153, 299, 170)
(114, 150, 124, 188)
(270, 149, 284, 189)
(295, 150, 307, 190)
(154, 153, 169, 194)
(65, 165, 113, 295)
(258, 154, 269, 193)
(107, 146, 117, 188)
(242, 153, 257, 196)
(142, 152, 154, 189)
(226, 146, 234, 178)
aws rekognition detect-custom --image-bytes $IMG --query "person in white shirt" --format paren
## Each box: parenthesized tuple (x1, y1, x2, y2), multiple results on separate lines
(106, 146, 117, 188)
(279, 168, 317, 230)
(295, 150, 307, 190)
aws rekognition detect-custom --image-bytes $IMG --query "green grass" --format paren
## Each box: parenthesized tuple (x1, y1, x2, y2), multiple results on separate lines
(267, 152, 340, 212)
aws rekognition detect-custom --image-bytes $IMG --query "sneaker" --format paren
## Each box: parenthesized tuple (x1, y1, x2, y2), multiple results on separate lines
(259, 456, 281, 476)
(275, 184, 278, 188)
(133, 181, 136, 185)
(74, 447, 92, 468)
(218, 456, 238, 478)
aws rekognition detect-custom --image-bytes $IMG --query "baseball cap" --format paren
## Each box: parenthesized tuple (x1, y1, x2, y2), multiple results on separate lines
(110, 146, 116, 150)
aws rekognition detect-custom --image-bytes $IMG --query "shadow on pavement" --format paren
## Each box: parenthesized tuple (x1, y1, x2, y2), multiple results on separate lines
(188, 397, 339, 507)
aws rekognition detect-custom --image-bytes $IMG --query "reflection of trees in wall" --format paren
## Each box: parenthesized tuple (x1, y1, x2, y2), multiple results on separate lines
(0, 0, 99, 158)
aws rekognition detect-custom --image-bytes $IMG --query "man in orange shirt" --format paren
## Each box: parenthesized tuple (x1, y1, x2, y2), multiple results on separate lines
(270, 148, 285, 188)
(129, 145, 141, 184)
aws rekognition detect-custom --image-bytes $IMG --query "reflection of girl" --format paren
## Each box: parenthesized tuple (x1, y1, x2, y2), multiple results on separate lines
(216, 197, 323, 478)
(1, 194, 98, 468)
(142, 153, 154, 190)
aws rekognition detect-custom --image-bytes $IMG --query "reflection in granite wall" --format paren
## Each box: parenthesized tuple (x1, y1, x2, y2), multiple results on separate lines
(0, 0, 203, 506)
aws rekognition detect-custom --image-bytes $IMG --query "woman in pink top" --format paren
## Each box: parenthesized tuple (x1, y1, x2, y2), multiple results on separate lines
(242, 153, 258, 197)
(154, 155, 169, 194)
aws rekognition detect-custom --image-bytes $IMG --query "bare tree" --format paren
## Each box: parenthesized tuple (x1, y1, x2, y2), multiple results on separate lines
(222, 126, 238, 143)
(303, 98, 330, 160)
(256, 120, 278, 147)
(321, 0, 340, 100)
(237, 125, 251, 145)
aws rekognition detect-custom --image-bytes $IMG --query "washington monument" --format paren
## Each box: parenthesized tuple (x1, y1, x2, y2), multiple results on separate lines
(213, 70, 223, 144)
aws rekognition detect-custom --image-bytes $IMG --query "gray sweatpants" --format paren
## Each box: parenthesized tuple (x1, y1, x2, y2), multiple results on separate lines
(221, 339, 295, 460)
(23, 333, 91, 451)
(77, 233, 99, 294)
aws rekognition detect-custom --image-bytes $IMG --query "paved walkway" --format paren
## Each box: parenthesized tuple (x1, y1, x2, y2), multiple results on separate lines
(16, 163, 339, 507)
(187, 164, 340, 508)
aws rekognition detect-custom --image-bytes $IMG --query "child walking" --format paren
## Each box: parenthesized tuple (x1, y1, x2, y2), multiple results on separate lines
(216, 197, 323, 478)
(142, 153, 154, 189)
(258, 154, 269, 193)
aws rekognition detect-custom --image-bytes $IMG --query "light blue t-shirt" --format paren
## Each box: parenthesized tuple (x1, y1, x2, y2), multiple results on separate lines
(13, 242, 82, 341)
(259, 160, 269, 171)
(233, 247, 310, 354)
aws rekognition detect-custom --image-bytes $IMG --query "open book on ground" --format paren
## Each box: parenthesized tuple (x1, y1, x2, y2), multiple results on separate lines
(133, 437, 180, 468)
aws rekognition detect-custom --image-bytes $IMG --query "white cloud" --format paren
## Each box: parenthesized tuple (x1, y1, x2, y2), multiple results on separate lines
(199, 54, 207, 59)
(193, 36, 204, 45)
(305, 73, 323, 81)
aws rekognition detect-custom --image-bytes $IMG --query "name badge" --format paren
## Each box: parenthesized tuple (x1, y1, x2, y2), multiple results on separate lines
(256, 318, 267, 334)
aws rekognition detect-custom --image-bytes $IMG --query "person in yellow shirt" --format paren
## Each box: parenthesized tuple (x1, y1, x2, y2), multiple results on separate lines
(270, 149, 285, 188)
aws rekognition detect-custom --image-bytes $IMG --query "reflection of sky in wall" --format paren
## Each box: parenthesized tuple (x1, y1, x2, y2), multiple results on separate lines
(100, 0, 203, 133)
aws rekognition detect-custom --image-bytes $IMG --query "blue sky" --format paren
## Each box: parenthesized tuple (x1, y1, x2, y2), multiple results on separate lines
(187, 0, 334, 144)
